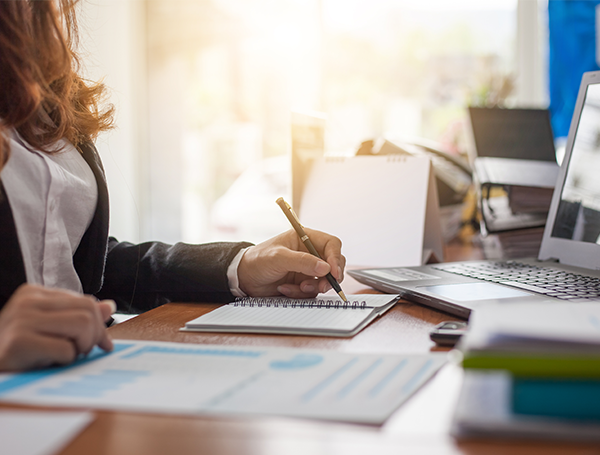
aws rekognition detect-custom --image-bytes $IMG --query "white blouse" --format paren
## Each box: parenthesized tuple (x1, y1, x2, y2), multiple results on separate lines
(1, 131, 247, 298)
(0, 132, 98, 293)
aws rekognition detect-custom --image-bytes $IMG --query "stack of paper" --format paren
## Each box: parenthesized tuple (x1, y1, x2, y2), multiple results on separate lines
(452, 302, 600, 440)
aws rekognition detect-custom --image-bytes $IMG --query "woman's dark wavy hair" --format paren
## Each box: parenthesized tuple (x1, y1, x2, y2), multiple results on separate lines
(0, 0, 113, 167)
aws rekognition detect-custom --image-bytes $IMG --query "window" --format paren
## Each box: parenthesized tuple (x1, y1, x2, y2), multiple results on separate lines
(82, 0, 530, 245)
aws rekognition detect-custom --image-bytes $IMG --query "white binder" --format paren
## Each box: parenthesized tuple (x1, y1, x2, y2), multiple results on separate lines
(299, 155, 444, 267)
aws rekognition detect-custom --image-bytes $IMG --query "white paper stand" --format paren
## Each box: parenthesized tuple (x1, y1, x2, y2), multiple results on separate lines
(299, 155, 444, 267)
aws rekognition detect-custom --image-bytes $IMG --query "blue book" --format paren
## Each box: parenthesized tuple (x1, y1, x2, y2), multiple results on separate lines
(513, 378, 600, 421)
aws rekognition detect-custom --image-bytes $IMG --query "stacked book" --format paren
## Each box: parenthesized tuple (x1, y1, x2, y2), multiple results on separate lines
(473, 157, 559, 235)
(452, 302, 600, 441)
(507, 185, 555, 214)
(479, 226, 545, 260)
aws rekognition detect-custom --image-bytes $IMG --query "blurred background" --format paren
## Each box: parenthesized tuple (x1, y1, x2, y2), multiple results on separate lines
(76, 0, 597, 246)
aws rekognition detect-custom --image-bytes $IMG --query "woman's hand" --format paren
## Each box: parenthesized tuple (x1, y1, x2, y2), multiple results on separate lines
(237, 228, 346, 298)
(0, 284, 115, 372)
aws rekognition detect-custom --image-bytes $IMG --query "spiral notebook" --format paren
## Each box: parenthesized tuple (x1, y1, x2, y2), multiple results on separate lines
(181, 294, 400, 337)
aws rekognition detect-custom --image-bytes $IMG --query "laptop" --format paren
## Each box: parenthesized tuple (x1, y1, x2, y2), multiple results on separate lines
(467, 106, 556, 162)
(348, 71, 600, 319)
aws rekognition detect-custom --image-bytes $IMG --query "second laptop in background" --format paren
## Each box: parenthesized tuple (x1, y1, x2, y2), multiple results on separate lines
(466, 107, 556, 162)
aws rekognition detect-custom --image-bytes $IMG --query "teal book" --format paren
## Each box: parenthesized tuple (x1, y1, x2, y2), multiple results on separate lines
(512, 378, 600, 421)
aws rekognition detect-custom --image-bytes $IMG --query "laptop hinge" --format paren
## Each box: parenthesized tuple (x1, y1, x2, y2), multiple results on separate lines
(537, 257, 560, 263)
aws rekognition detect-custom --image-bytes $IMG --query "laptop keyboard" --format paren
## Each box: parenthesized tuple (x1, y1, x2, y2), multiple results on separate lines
(432, 261, 600, 302)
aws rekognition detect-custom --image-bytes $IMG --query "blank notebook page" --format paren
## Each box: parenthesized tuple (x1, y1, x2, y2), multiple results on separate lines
(194, 305, 374, 331)
(183, 294, 399, 334)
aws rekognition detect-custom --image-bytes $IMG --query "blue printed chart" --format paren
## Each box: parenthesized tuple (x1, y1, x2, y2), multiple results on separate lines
(0, 341, 446, 424)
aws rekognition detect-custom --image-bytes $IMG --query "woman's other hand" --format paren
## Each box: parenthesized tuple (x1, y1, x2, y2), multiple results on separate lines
(0, 284, 115, 372)
(237, 228, 346, 298)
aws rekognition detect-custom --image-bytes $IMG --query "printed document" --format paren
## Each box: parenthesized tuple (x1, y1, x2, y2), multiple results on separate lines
(0, 340, 446, 424)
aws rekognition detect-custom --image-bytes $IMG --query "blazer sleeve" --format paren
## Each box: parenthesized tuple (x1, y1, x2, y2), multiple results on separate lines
(96, 237, 254, 313)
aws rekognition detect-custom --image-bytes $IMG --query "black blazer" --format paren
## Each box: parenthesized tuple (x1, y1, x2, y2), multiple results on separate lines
(0, 142, 252, 313)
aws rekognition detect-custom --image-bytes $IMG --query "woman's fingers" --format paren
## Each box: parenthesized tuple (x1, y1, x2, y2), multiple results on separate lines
(98, 300, 117, 321)
(15, 286, 113, 350)
(20, 333, 78, 369)
(96, 300, 116, 352)
(7, 285, 99, 313)
(271, 248, 331, 278)
(234, 228, 347, 298)
(303, 228, 345, 281)
(24, 310, 101, 355)
(0, 284, 114, 372)
(277, 281, 319, 299)
(0, 329, 77, 371)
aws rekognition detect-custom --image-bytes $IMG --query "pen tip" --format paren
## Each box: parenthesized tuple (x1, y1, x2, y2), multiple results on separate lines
(339, 291, 349, 303)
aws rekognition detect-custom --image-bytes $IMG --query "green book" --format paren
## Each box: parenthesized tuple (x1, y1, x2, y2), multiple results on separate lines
(462, 352, 600, 378)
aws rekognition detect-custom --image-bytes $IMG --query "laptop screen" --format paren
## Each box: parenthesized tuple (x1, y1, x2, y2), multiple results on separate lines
(551, 82, 600, 243)
(540, 71, 600, 269)
(468, 107, 556, 162)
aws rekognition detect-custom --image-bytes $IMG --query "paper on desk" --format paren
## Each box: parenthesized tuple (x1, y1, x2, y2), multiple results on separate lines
(299, 155, 444, 267)
(463, 302, 600, 350)
(0, 341, 446, 425)
(0, 410, 93, 455)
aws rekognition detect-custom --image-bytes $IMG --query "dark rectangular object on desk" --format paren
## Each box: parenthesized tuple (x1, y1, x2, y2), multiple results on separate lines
(468, 107, 556, 161)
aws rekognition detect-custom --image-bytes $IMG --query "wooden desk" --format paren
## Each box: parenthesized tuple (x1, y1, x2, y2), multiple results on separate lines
(7, 240, 600, 455)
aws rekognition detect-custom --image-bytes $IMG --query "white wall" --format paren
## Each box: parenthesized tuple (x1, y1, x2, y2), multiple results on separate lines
(77, 0, 147, 243)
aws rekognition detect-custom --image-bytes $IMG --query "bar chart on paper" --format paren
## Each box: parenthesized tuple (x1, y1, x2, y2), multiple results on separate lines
(0, 341, 446, 424)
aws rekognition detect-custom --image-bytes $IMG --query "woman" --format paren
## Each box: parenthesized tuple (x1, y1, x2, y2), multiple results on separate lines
(0, 0, 345, 371)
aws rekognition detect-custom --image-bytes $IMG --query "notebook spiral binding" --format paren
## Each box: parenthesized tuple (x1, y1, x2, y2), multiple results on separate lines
(233, 297, 367, 309)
